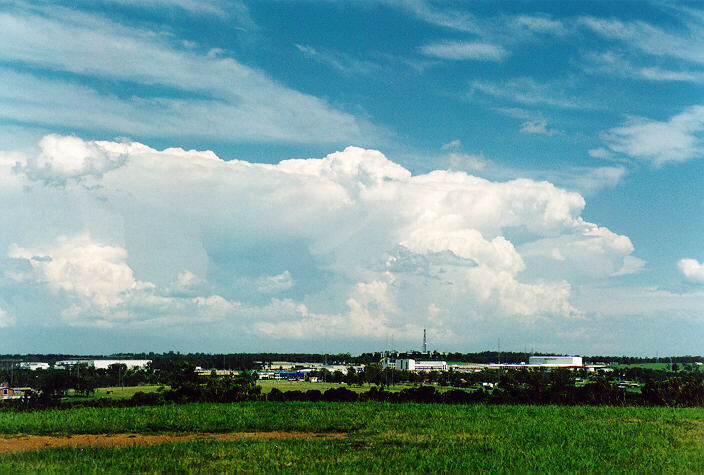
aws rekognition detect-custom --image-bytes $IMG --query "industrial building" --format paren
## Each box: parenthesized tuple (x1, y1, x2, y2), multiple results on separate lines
(54, 359, 151, 370)
(395, 359, 448, 372)
(528, 356, 583, 367)
(17, 362, 50, 371)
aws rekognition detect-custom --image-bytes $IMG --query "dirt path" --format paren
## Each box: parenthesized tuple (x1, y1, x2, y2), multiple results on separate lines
(0, 431, 346, 454)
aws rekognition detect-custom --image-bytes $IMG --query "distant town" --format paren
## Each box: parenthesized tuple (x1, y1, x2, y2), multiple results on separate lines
(0, 347, 702, 404)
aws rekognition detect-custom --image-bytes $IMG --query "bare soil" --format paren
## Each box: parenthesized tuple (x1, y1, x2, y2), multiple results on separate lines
(0, 431, 346, 454)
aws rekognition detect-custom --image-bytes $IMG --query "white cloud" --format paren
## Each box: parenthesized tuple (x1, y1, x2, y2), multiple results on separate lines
(678, 258, 704, 284)
(639, 67, 704, 82)
(8, 233, 152, 309)
(573, 166, 627, 194)
(438, 141, 486, 171)
(469, 78, 580, 109)
(0, 6, 381, 144)
(580, 16, 704, 65)
(520, 119, 561, 136)
(294, 44, 379, 75)
(0, 307, 15, 327)
(514, 16, 566, 35)
(22, 134, 127, 184)
(600, 106, 704, 166)
(380, 0, 479, 33)
(167, 270, 207, 297)
(103, 0, 230, 16)
(441, 139, 462, 151)
(256, 271, 295, 294)
(588, 147, 614, 159)
(421, 41, 508, 61)
(583, 50, 704, 84)
(447, 152, 487, 172)
(0, 135, 642, 344)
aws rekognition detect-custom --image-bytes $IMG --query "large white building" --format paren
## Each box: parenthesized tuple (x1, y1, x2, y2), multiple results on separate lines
(395, 359, 448, 372)
(55, 359, 151, 370)
(528, 356, 582, 367)
(17, 362, 50, 371)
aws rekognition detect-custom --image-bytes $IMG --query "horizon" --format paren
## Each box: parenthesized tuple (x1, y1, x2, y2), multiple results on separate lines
(0, 1, 703, 355)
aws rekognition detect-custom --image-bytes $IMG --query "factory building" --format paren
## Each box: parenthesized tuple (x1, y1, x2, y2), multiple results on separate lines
(395, 359, 447, 372)
(55, 359, 151, 370)
(17, 362, 50, 371)
(528, 356, 582, 367)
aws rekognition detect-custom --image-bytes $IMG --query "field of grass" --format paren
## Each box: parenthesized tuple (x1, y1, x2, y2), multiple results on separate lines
(257, 380, 366, 394)
(65, 385, 166, 402)
(1, 402, 704, 471)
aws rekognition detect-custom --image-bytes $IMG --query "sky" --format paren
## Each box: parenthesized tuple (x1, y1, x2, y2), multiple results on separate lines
(0, 0, 703, 356)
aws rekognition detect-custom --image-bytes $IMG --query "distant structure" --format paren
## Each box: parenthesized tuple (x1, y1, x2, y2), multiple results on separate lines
(395, 359, 447, 372)
(0, 383, 36, 400)
(54, 359, 151, 370)
(17, 362, 50, 371)
(423, 328, 427, 353)
(387, 355, 608, 373)
(528, 356, 582, 367)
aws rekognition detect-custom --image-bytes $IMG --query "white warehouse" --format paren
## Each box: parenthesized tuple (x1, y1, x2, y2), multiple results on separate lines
(528, 356, 582, 367)
(395, 359, 448, 372)
(55, 359, 151, 370)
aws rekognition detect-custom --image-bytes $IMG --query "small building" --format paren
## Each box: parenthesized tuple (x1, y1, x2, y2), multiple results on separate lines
(0, 383, 35, 400)
(195, 368, 240, 377)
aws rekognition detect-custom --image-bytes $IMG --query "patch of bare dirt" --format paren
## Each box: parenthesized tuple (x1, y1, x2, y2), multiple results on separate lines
(0, 431, 346, 454)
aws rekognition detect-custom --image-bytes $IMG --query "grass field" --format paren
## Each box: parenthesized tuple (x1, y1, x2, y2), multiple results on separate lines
(1, 402, 704, 471)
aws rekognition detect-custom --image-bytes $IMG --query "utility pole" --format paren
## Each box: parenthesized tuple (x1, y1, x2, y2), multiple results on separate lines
(498, 338, 501, 386)
(391, 334, 395, 388)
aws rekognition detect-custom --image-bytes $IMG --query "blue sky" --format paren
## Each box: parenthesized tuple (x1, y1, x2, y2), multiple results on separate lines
(0, 0, 703, 355)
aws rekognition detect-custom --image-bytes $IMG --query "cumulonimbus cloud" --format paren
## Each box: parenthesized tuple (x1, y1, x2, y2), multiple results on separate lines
(1, 135, 641, 343)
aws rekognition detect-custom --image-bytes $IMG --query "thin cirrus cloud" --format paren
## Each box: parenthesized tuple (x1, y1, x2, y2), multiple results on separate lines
(421, 41, 508, 62)
(0, 4, 383, 145)
(583, 51, 704, 84)
(580, 15, 704, 65)
(469, 78, 581, 109)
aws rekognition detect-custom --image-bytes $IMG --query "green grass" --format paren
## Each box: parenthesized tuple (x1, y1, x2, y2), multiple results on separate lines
(1, 403, 704, 471)
(257, 380, 366, 393)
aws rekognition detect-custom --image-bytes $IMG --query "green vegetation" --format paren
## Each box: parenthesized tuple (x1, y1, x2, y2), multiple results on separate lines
(68, 385, 166, 400)
(257, 380, 458, 394)
(618, 363, 673, 370)
(1, 403, 703, 471)
(258, 380, 364, 394)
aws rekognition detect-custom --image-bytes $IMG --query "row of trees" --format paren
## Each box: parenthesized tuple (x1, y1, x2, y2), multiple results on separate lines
(266, 374, 704, 407)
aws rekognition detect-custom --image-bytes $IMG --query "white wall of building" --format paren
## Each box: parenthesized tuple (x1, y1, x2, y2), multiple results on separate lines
(395, 359, 447, 372)
(528, 356, 582, 367)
